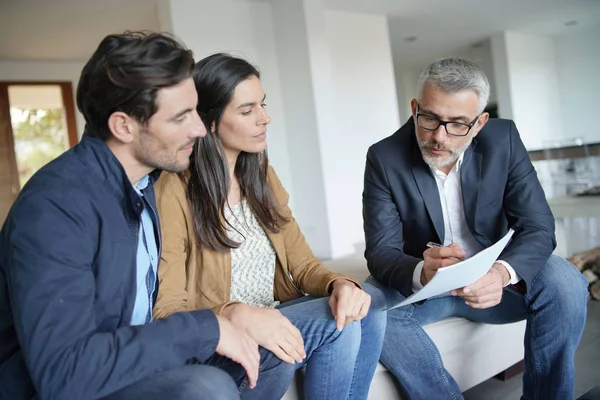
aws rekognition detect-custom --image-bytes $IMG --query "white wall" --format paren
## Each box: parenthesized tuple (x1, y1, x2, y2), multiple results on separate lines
(456, 39, 498, 107)
(503, 32, 564, 150)
(393, 66, 409, 122)
(395, 67, 420, 122)
(271, 0, 333, 258)
(0, 60, 85, 136)
(165, 0, 294, 199)
(490, 33, 513, 120)
(554, 25, 600, 146)
(321, 10, 400, 257)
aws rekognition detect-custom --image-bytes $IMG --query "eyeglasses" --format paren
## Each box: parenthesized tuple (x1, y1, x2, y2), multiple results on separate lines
(416, 105, 480, 137)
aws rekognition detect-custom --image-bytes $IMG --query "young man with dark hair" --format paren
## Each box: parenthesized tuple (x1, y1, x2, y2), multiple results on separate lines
(0, 32, 259, 400)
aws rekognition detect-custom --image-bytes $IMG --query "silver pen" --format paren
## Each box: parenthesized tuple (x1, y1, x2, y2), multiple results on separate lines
(426, 242, 461, 261)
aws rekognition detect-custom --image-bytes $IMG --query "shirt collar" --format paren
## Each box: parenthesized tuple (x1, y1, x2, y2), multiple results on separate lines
(455, 151, 465, 171)
(133, 175, 150, 196)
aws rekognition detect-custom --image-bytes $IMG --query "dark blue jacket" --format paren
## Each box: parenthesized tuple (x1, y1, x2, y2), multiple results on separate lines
(363, 118, 556, 297)
(0, 134, 220, 400)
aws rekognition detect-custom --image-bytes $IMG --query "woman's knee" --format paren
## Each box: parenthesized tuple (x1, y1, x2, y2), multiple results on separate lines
(336, 319, 362, 353)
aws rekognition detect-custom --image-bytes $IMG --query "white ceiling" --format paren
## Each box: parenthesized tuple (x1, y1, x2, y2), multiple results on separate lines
(0, 0, 160, 61)
(325, 0, 600, 68)
(0, 0, 598, 65)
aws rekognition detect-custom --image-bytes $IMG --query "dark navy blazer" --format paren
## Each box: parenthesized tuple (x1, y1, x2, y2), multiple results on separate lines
(363, 118, 556, 297)
(0, 134, 219, 399)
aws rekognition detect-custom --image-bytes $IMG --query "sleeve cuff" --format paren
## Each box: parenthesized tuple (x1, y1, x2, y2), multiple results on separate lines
(412, 261, 425, 293)
(189, 308, 220, 362)
(495, 260, 521, 286)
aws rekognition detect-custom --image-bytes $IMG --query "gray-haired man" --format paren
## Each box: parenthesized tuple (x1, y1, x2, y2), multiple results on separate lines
(363, 57, 588, 400)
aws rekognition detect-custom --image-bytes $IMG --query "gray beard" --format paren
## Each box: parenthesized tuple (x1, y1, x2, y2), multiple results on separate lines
(417, 137, 473, 169)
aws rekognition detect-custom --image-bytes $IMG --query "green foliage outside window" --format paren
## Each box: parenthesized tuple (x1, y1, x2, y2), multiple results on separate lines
(10, 108, 68, 188)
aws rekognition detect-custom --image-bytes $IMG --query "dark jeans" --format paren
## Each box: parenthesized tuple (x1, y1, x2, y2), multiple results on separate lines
(369, 255, 589, 400)
(100, 364, 239, 400)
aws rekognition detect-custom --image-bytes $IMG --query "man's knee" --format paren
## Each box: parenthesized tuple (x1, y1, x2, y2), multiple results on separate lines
(532, 255, 589, 314)
(364, 276, 407, 311)
(362, 281, 387, 311)
(360, 283, 388, 333)
(174, 365, 239, 400)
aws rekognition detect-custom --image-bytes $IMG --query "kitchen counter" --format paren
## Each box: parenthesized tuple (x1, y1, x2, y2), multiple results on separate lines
(547, 195, 600, 258)
(548, 195, 600, 219)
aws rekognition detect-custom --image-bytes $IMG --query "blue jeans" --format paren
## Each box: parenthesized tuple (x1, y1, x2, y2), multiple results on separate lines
(369, 255, 589, 400)
(209, 282, 387, 400)
(100, 364, 239, 400)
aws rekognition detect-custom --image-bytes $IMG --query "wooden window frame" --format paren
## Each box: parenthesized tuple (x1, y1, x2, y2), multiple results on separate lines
(1, 81, 79, 147)
(0, 81, 79, 199)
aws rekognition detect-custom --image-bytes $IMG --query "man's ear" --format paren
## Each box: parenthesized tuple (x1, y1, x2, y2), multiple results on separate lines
(107, 111, 137, 144)
(471, 112, 489, 138)
(410, 98, 418, 119)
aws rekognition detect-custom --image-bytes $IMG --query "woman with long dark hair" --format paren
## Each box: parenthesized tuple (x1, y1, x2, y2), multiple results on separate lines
(154, 53, 386, 399)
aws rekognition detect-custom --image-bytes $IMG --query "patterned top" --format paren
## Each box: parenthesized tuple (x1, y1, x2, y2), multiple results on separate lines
(225, 199, 280, 308)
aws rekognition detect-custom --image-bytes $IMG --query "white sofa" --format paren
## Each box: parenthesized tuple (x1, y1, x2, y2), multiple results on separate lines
(282, 251, 526, 399)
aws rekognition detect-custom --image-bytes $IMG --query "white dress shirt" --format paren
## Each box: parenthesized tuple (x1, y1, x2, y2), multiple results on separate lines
(412, 153, 521, 292)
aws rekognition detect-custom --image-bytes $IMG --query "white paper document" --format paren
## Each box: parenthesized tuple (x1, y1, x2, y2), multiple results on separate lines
(386, 229, 515, 310)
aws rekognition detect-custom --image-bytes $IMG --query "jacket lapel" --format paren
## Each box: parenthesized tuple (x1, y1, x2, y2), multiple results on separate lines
(412, 161, 445, 243)
(266, 228, 287, 269)
(460, 141, 481, 235)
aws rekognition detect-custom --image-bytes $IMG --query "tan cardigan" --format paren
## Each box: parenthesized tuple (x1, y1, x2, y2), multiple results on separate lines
(152, 166, 360, 319)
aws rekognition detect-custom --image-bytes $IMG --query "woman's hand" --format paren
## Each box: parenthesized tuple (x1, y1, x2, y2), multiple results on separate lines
(328, 279, 371, 331)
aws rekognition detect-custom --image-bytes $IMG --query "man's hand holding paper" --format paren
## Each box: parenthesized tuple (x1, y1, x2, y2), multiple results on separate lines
(385, 230, 515, 310)
(452, 262, 511, 309)
(421, 243, 466, 286)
